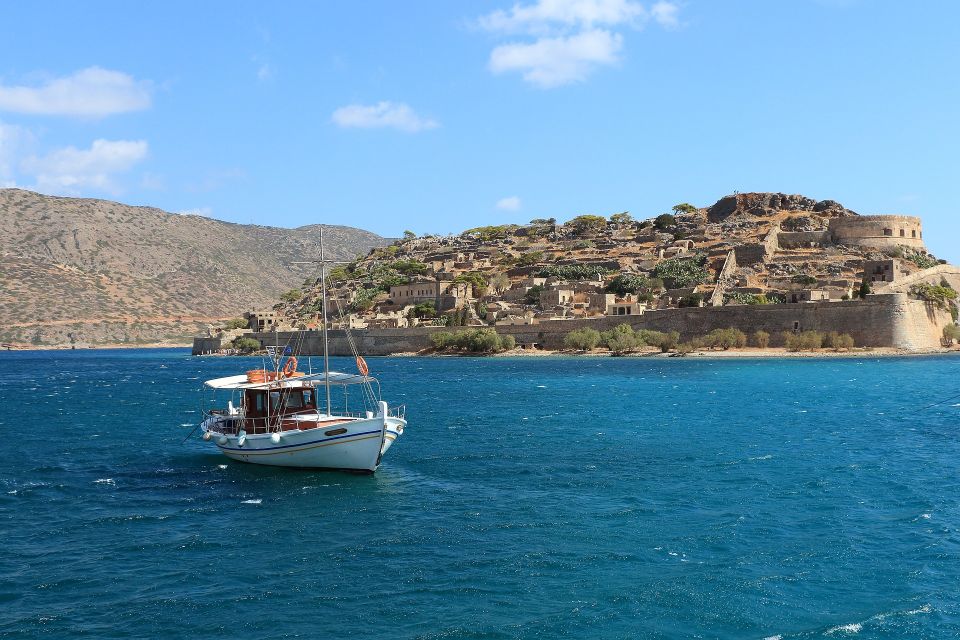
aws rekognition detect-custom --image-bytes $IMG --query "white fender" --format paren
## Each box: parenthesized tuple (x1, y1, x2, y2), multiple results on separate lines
(238, 434, 246, 447)
(202, 431, 212, 441)
(270, 432, 281, 444)
(217, 435, 228, 445)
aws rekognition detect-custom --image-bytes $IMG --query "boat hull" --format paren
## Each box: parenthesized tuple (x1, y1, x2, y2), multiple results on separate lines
(202, 416, 405, 472)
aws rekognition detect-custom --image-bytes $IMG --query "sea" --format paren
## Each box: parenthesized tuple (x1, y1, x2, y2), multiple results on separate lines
(1, 349, 959, 639)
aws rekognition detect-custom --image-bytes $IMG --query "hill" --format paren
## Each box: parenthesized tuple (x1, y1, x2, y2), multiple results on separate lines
(261, 192, 951, 335)
(0, 189, 387, 346)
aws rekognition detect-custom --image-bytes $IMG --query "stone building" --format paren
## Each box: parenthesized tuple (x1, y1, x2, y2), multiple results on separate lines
(606, 295, 646, 316)
(246, 310, 279, 332)
(388, 277, 471, 311)
(539, 288, 575, 308)
(786, 289, 832, 303)
(863, 259, 899, 284)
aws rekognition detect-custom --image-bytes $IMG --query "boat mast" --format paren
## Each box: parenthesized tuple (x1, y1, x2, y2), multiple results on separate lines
(320, 226, 332, 415)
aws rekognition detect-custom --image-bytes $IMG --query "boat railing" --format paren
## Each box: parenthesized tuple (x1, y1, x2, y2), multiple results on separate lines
(389, 405, 406, 420)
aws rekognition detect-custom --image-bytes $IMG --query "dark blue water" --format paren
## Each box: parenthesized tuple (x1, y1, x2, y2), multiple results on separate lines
(2, 350, 959, 639)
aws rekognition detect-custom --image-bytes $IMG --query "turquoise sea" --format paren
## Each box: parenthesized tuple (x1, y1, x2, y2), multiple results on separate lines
(1, 349, 959, 639)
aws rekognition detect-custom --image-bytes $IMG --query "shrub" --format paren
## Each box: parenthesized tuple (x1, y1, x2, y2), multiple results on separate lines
(672, 203, 698, 215)
(391, 259, 429, 276)
(601, 324, 638, 355)
(784, 331, 824, 352)
(753, 330, 770, 349)
(463, 225, 519, 241)
(943, 324, 960, 343)
(644, 330, 680, 352)
(564, 327, 602, 351)
(431, 332, 453, 348)
(702, 328, 747, 350)
(431, 329, 513, 353)
(791, 274, 817, 285)
(516, 251, 545, 267)
(679, 293, 704, 308)
(910, 283, 958, 309)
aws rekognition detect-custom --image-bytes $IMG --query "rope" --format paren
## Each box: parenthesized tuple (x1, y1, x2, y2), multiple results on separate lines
(918, 391, 960, 412)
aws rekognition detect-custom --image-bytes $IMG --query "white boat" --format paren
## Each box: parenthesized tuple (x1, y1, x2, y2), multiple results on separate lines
(199, 368, 406, 472)
(196, 225, 408, 472)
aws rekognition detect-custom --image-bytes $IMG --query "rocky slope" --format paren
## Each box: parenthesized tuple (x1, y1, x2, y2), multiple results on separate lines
(0, 189, 387, 346)
(265, 192, 942, 331)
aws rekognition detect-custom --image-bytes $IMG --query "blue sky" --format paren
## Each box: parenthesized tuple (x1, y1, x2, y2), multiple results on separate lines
(0, 0, 958, 261)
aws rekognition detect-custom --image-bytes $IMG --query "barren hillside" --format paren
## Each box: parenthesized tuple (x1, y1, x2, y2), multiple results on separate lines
(0, 189, 387, 346)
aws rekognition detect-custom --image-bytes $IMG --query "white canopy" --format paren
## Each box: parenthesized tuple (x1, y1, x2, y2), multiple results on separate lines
(204, 371, 373, 390)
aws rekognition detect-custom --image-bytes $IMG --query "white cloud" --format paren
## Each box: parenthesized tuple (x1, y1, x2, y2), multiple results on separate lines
(331, 102, 439, 133)
(20, 139, 148, 195)
(0, 67, 151, 117)
(480, 0, 647, 33)
(478, 0, 680, 87)
(257, 63, 273, 81)
(650, 1, 679, 28)
(490, 29, 622, 88)
(496, 196, 522, 211)
(177, 207, 213, 217)
(0, 121, 34, 186)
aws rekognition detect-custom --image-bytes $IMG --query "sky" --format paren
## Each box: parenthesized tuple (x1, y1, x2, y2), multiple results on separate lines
(0, 0, 958, 261)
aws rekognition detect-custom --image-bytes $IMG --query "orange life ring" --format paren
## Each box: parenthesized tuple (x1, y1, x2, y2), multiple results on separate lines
(282, 356, 298, 378)
(356, 356, 369, 376)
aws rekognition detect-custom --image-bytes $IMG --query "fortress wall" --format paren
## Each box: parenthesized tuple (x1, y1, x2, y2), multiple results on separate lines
(244, 294, 944, 355)
(777, 231, 832, 248)
(829, 215, 924, 250)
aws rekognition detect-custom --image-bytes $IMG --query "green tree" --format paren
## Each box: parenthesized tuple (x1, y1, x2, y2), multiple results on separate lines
(231, 337, 261, 354)
(672, 203, 698, 216)
(490, 272, 511, 296)
(564, 328, 601, 351)
(524, 284, 545, 305)
(606, 274, 648, 297)
(567, 214, 607, 235)
(609, 212, 633, 226)
(752, 330, 770, 349)
(943, 324, 960, 343)
(403, 230, 416, 240)
(516, 251, 545, 267)
(654, 213, 676, 230)
(408, 301, 437, 319)
(280, 289, 302, 303)
(223, 318, 248, 330)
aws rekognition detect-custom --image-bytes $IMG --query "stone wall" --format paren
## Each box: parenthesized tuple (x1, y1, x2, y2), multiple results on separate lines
(829, 215, 924, 250)
(238, 293, 950, 355)
(777, 230, 832, 248)
(874, 264, 960, 293)
(192, 337, 222, 354)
